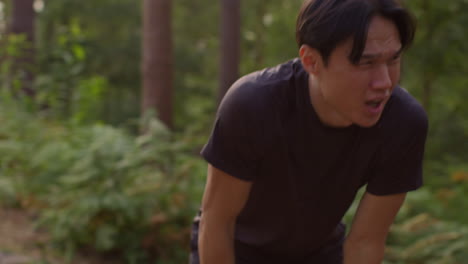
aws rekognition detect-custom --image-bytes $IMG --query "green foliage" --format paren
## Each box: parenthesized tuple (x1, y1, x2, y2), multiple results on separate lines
(1, 0, 468, 263)
(241, 0, 301, 72)
(0, 101, 205, 263)
(36, 0, 141, 124)
(385, 214, 468, 263)
(345, 189, 468, 263)
(35, 17, 88, 119)
(0, 33, 36, 109)
(172, 0, 219, 135)
(384, 190, 468, 263)
(404, 0, 468, 167)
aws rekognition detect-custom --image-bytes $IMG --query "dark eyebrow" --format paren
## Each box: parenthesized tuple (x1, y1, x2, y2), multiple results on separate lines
(360, 49, 403, 60)
(391, 49, 403, 58)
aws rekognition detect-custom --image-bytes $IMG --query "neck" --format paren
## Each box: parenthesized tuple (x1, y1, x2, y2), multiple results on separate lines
(308, 76, 352, 128)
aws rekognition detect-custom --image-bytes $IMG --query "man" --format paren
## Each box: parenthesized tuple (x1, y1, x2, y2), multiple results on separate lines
(191, 0, 428, 263)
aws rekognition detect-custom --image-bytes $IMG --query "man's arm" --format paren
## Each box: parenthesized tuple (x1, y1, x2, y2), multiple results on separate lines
(198, 164, 252, 264)
(344, 191, 406, 264)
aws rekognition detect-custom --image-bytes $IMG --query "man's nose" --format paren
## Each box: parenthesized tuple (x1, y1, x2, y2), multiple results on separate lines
(370, 64, 392, 90)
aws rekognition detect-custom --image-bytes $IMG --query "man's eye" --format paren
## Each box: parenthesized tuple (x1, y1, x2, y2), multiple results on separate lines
(389, 55, 401, 64)
(359, 60, 374, 66)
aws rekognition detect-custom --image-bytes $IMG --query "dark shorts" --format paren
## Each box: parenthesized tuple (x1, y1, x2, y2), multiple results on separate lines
(189, 213, 345, 264)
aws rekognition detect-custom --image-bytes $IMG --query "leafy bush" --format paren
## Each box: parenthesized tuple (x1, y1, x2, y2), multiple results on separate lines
(344, 188, 468, 264)
(385, 212, 468, 263)
(0, 102, 205, 263)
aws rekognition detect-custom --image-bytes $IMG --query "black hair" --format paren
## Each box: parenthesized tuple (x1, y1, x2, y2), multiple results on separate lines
(296, 0, 416, 65)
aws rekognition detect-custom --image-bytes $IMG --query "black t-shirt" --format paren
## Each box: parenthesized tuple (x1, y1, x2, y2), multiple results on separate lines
(200, 58, 428, 262)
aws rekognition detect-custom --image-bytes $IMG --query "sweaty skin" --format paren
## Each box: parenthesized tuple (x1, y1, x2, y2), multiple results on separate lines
(199, 165, 252, 264)
(300, 16, 402, 128)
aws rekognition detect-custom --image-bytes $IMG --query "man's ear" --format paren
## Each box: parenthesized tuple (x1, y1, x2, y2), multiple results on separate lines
(299, 45, 322, 75)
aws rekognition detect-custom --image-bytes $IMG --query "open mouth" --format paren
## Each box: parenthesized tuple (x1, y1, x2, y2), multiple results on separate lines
(365, 100, 383, 109)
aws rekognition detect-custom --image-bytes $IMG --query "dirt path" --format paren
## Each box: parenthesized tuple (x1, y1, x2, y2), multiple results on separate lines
(0, 208, 120, 264)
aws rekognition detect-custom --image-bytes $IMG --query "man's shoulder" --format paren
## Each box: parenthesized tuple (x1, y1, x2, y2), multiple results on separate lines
(220, 58, 303, 114)
(390, 86, 427, 121)
(231, 58, 301, 91)
(381, 86, 428, 134)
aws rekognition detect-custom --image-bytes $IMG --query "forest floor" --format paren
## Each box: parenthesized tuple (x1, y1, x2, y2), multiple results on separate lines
(0, 208, 120, 264)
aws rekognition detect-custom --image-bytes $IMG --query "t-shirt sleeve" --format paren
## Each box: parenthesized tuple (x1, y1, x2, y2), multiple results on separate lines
(366, 103, 429, 196)
(200, 80, 266, 181)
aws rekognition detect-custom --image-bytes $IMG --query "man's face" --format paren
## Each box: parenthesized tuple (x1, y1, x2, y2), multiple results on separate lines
(312, 15, 402, 128)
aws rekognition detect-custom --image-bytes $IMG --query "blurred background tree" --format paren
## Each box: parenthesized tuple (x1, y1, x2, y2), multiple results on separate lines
(0, 0, 467, 263)
(142, 0, 173, 129)
(6, 0, 35, 96)
(219, 0, 240, 103)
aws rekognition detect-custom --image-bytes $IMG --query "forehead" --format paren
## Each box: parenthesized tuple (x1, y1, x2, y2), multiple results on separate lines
(363, 15, 402, 54)
(327, 15, 403, 66)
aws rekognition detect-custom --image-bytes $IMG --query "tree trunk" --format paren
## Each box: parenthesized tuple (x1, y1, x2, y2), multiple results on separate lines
(142, 0, 173, 129)
(8, 0, 36, 96)
(219, 0, 241, 103)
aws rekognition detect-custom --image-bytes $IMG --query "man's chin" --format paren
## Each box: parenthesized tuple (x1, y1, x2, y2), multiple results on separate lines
(355, 115, 382, 128)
